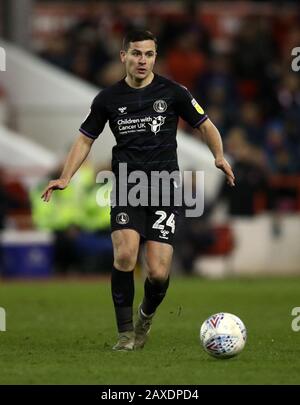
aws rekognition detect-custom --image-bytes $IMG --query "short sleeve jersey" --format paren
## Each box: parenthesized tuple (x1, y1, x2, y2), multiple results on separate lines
(80, 74, 208, 174)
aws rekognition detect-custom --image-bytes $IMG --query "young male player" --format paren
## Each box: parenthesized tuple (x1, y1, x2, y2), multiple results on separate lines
(42, 30, 235, 351)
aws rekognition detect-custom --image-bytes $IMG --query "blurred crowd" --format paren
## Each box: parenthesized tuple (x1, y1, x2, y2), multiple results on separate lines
(37, 2, 300, 178)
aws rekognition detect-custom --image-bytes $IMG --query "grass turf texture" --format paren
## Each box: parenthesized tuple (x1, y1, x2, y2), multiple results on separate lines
(0, 277, 299, 385)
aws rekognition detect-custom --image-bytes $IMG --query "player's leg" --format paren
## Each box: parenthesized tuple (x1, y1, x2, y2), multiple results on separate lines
(143, 240, 172, 314)
(111, 229, 140, 350)
(135, 241, 173, 349)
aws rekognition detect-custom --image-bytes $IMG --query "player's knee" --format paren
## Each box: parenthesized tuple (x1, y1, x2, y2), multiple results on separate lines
(114, 249, 137, 271)
(147, 260, 170, 281)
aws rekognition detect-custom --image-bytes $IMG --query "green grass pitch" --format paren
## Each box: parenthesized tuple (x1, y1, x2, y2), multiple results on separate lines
(0, 276, 299, 385)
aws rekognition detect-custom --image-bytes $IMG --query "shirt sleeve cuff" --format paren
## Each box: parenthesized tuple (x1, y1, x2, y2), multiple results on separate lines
(79, 127, 98, 139)
(192, 115, 208, 128)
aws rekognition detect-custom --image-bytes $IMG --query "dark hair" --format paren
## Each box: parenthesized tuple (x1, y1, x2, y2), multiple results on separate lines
(122, 30, 157, 51)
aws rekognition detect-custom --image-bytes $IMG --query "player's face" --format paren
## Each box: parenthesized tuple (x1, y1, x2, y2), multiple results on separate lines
(121, 40, 157, 81)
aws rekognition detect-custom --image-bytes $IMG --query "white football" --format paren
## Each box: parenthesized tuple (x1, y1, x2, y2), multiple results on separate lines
(200, 312, 247, 358)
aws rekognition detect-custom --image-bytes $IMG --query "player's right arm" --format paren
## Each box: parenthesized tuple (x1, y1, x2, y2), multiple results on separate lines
(42, 90, 108, 202)
(41, 133, 94, 202)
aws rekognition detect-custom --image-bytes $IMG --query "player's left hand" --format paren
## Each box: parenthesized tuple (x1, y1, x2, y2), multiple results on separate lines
(215, 157, 235, 187)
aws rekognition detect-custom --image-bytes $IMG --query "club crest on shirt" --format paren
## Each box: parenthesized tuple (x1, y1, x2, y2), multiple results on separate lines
(148, 116, 166, 135)
(116, 212, 129, 225)
(153, 99, 167, 113)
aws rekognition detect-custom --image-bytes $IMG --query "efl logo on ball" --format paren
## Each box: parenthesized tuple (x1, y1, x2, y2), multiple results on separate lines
(200, 312, 247, 358)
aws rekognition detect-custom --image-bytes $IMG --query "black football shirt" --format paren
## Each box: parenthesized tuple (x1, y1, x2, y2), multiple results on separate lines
(80, 73, 208, 175)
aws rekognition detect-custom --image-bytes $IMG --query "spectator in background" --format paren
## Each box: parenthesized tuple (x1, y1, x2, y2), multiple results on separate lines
(68, 19, 112, 85)
(0, 167, 30, 230)
(0, 167, 32, 275)
(166, 29, 207, 91)
(31, 162, 113, 274)
(220, 127, 268, 216)
(158, 1, 212, 59)
(238, 102, 265, 147)
(232, 17, 278, 103)
(277, 73, 300, 171)
(195, 54, 238, 135)
(195, 54, 237, 104)
(39, 34, 72, 72)
(264, 121, 297, 174)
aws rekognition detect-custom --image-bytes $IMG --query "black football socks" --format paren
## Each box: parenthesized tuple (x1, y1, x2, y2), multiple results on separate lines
(141, 276, 170, 317)
(111, 267, 135, 333)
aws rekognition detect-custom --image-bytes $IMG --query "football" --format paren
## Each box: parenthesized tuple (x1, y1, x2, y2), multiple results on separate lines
(200, 312, 247, 358)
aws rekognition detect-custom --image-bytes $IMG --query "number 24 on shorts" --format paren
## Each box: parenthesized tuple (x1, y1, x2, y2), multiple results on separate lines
(152, 211, 175, 234)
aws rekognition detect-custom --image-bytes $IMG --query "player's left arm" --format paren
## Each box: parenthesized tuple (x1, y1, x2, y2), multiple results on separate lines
(197, 119, 235, 187)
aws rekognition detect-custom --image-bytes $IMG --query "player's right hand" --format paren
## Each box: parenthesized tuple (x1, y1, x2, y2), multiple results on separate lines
(41, 178, 69, 202)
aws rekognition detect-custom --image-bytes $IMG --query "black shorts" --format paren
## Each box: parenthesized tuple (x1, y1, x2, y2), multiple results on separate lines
(110, 204, 181, 245)
(110, 175, 184, 245)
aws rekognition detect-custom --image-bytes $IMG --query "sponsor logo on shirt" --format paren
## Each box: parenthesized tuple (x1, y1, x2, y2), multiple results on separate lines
(118, 106, 127, 115)
(191, 98, 204, 114)
(153, 99, 167, 113)
(148, 116, 166, 135)
(117, 116, 166, 135)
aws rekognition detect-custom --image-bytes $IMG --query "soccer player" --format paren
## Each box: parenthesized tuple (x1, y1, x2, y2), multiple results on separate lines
(42, 30, 235, 351)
